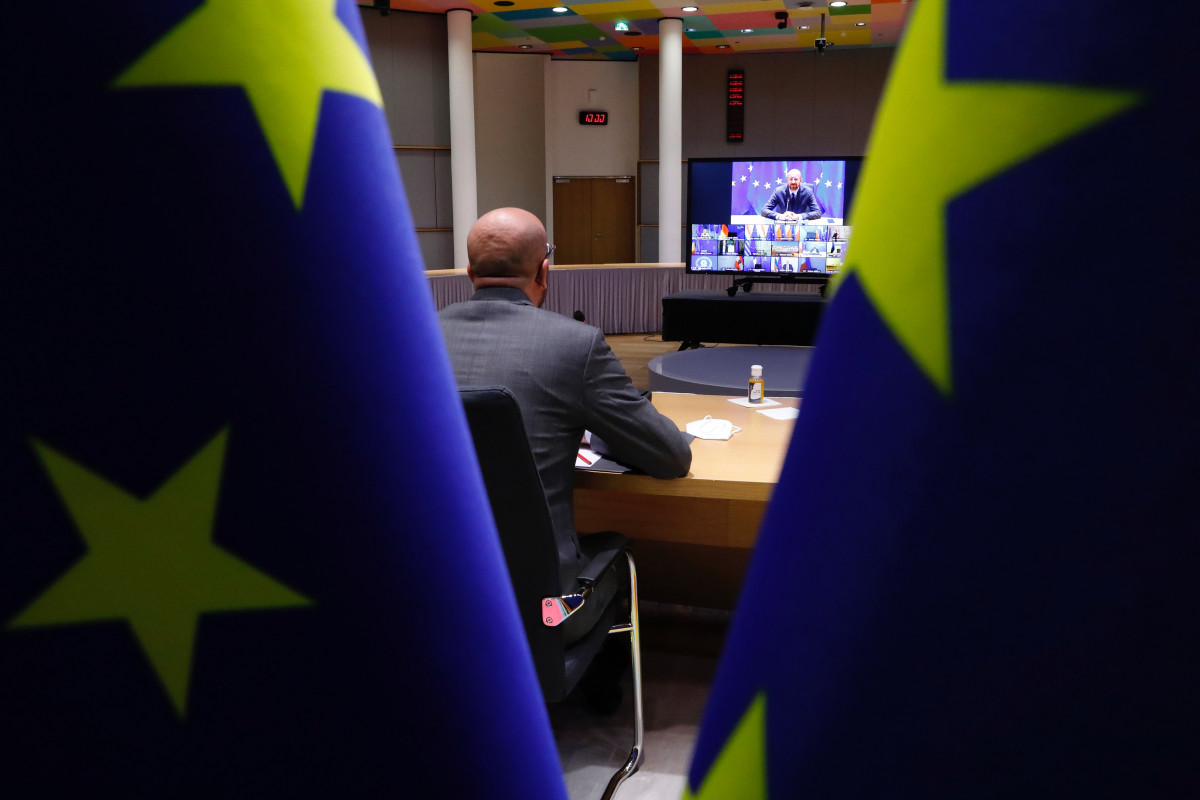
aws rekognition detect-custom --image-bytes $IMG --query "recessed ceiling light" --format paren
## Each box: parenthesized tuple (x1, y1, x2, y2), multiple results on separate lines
(519, 44, 533, 49)
(830, 1, 847, 6)
(632, 46, 643, 50)
(855, 22, 866, 27)
(682, 5, 698, 11)
(741, 28, 753, 33)
(798, 25, 809, 30)
(552, 5, 568, 11)
(686, 28, 696, 32)
(716, 44, 730, 49)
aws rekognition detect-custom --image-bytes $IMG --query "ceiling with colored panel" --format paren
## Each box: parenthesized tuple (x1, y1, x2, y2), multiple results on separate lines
(362, 1, 915, 60)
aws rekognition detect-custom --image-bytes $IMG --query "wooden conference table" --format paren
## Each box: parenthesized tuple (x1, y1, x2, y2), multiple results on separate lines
(573, 391, 799, 610)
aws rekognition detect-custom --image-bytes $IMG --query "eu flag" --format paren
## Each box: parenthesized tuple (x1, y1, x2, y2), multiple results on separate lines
(687, 0, 1200, 797)
(1, 3, 566, 797)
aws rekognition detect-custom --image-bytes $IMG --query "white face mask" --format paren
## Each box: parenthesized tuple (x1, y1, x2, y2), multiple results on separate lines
(686, 415, 741, 441)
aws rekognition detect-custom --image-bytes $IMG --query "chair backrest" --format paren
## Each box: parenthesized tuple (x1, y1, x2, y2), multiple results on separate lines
(457, 386, 568, 695)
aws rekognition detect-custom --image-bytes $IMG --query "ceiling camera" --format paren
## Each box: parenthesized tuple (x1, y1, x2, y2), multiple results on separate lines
(815, 37, 827, 52)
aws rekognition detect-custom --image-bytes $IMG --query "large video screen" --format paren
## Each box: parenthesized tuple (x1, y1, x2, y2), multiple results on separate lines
(687, 157, 863, 282)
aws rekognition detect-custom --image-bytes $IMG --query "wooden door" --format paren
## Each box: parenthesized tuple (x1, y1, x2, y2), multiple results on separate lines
(552, 178, 594, 265)
(552, 177, 636, 265)
(591, 177, 635, 263)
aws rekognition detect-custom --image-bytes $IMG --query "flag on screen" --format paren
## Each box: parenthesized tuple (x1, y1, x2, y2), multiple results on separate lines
(687, 0, 1200, 797)
(806, 161, 845, 219)
(1, 2, 566, 797)
(732, 161, 788, 215)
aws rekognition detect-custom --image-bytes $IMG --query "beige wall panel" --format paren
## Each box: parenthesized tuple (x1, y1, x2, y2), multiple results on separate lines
(360, 10, 450, 147)
(474, 53, 547, 220)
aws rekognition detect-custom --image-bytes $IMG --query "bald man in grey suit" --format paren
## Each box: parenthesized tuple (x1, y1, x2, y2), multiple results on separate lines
(439, 207, 692, 650)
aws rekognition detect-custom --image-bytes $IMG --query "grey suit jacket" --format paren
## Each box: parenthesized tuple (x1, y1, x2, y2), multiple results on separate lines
(439, 287, 692, 588)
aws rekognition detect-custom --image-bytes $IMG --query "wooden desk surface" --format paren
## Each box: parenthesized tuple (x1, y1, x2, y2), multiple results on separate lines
(572, 392, 797, 608)
(573, 391, 798, 502)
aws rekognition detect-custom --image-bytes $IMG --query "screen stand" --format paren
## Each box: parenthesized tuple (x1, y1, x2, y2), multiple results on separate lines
(726, 275, 831, 297)
(727, 277, 756, 297)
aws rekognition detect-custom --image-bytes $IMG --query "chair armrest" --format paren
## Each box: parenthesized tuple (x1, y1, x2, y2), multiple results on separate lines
(576, 531, 630, 588)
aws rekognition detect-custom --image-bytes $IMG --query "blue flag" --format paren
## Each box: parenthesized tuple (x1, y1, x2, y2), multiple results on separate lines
(687, 1, 1200, 797)
(1, 3, 566, 797)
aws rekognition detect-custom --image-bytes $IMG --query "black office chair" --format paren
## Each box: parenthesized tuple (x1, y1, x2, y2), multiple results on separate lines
(458, 386, 643, 799)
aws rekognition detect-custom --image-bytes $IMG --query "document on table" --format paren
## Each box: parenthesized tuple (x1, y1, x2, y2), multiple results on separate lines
(576, 448, 631, 473)
(757, 406, 799, 420)
(727, 396, 781, 409)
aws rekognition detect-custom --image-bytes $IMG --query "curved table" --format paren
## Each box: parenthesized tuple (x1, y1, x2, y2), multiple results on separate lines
(649, 346, 816, 397)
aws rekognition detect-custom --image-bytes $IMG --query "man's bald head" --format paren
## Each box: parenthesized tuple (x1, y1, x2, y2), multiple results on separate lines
(467, 207, 546, 280)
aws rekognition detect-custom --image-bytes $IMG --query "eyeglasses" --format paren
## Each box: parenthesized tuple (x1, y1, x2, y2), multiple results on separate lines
(545, 243, 557, 262)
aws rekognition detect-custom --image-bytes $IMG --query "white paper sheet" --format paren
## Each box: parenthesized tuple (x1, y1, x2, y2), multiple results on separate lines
(727, 396, 781, 409)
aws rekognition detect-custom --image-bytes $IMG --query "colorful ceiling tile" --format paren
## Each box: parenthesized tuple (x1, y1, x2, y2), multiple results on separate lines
(525, 22, 608, 40)
(366, 0, 914, 59)
(705, 11, 787, 31)
(471, 31, 516, 48)
(829, 4, 872, 16)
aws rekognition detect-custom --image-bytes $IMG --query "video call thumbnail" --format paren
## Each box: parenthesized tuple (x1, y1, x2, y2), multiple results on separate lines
(745, 239, 772, 256)
(687, 219, 851, 274)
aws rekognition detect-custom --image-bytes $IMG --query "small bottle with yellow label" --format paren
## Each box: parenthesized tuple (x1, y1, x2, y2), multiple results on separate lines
(748, 364, 764, 403)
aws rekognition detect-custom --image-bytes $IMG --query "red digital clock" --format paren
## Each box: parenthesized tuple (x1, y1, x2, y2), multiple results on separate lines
(578, 110, 609, 125)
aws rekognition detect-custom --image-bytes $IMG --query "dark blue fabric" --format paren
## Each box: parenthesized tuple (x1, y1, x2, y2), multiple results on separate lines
(690, 0, 1200, 796)
(1, 3, 565, 797)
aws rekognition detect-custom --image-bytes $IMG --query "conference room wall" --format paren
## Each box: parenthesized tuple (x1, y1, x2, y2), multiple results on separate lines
(360, 9, 454, 270)
(636, 48, 893, 261)
(636, 160, 688, 259)
(544, 60, 641, 246)
(474, 53, 548, 223)
(361, 9, 637, 268)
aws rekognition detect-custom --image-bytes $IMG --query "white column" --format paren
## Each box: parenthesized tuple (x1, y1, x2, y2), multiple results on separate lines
(447, 9, 478, 269)
(657, 18, 683, 264)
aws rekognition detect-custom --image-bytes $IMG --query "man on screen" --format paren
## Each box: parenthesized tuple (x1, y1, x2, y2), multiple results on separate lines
(761, 169, 822, 222)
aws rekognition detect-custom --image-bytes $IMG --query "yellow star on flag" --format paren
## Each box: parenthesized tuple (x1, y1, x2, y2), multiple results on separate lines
(840, 0, 1139, 395)
(8, 430, 311, 718)
(113, 0, 383, 210)
(684, 693, 767, 800)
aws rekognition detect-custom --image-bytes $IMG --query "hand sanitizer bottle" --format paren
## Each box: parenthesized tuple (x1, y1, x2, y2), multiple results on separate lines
(748, 364, 764, 404)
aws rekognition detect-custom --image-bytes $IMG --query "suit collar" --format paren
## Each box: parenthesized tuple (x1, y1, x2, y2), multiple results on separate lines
(470, 286, 535, 306)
